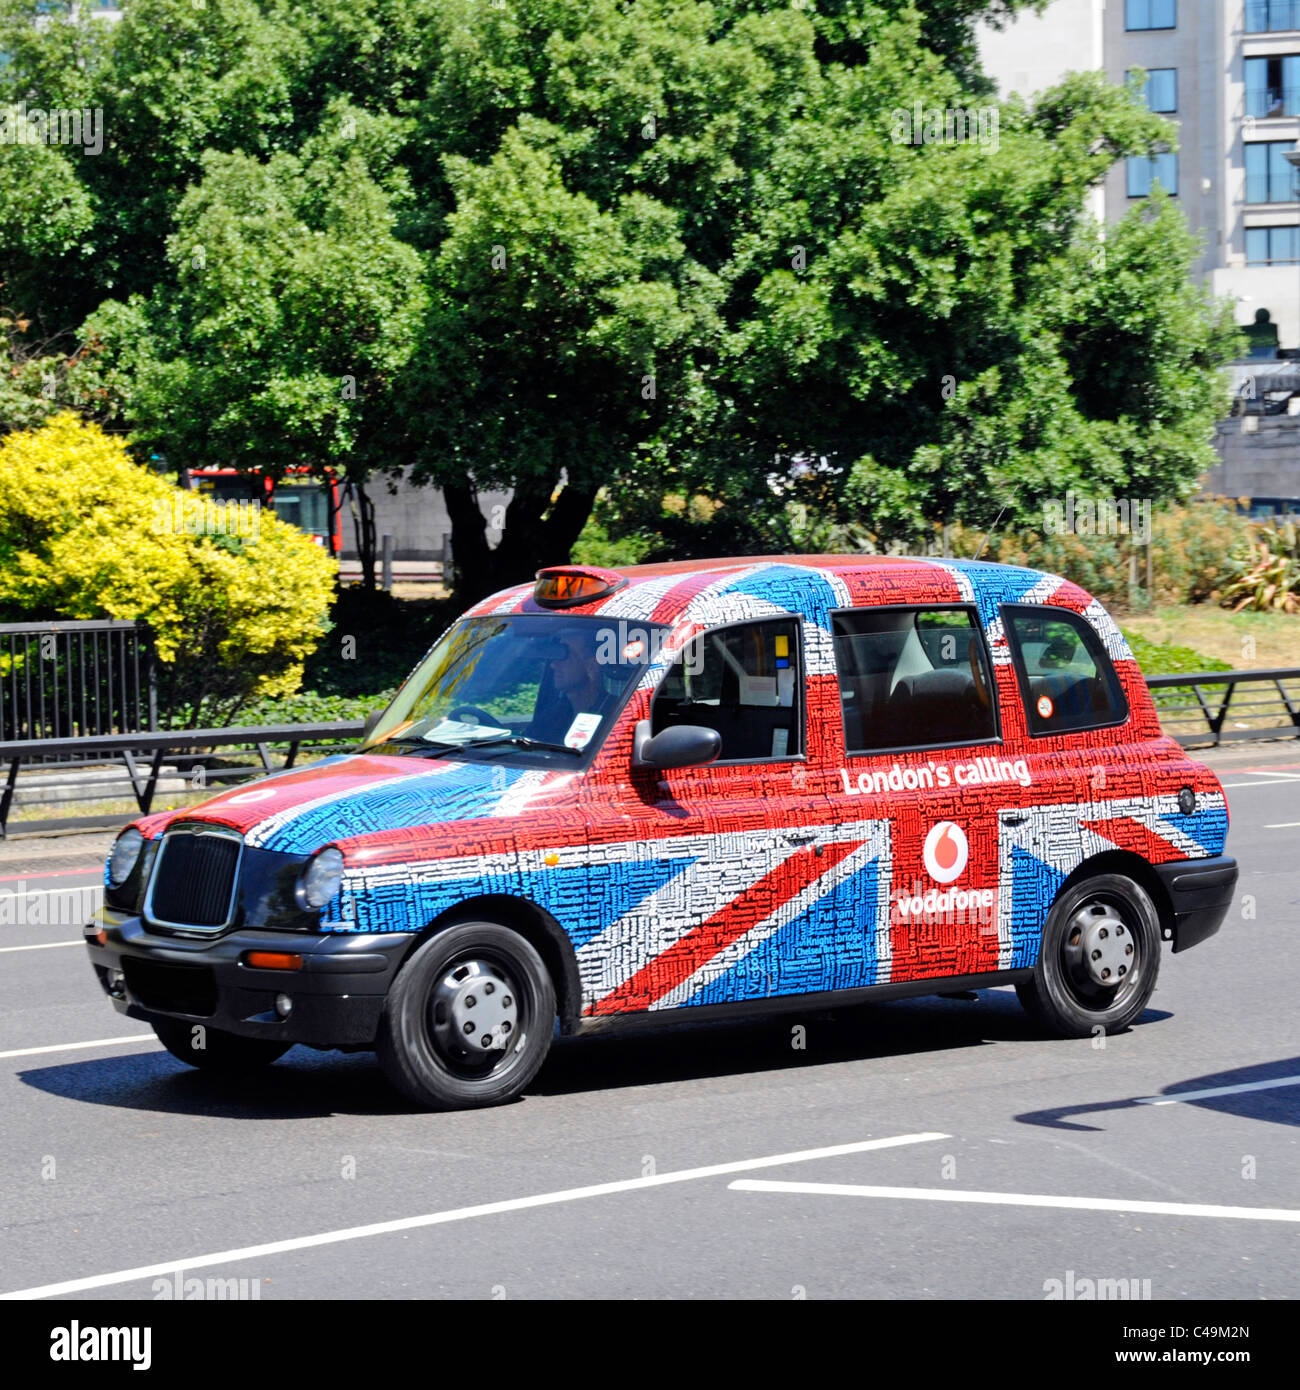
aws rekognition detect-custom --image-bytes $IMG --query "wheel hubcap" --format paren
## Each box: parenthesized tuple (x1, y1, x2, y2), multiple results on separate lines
(430, 959, 520, 1066)
(1063, 900, 1137, 992)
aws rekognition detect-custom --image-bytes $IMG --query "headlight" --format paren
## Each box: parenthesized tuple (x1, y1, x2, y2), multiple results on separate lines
(295, 846, 345, 911)
(108, 828, 144, 887)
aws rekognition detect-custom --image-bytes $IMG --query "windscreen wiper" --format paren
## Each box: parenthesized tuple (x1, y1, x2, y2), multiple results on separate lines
(468, 734, 583, 756)
(369, 735, 467, 755)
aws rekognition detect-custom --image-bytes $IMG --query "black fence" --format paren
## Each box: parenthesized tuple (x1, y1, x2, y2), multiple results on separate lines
(1146, 668, 1300, 747)
(0, 620, 155, 749)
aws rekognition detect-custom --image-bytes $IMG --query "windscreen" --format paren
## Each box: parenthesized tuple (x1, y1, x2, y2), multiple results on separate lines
(364, 615, 666, 761)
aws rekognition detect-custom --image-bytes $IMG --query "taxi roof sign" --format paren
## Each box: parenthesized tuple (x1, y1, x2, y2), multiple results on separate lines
(534, 566, 628, 609)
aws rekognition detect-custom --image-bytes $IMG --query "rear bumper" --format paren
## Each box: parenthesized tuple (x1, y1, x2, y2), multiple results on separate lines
(84, 907, 415, 1047)
(1154, 855, 1238, 954)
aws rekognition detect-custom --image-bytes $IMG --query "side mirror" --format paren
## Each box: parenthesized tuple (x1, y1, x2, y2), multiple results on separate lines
(633, 719, 722, 770)
(361, 709, 383, 744)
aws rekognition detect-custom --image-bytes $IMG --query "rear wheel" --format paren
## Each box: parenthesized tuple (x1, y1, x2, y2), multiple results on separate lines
(376, 921, 555, 1110)
(1016, 873, 1160, 1038)
(152, 1018, 290, 1072)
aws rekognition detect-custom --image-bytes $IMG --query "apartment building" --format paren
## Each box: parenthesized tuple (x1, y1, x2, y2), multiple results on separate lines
(980, 0, 1300, 350)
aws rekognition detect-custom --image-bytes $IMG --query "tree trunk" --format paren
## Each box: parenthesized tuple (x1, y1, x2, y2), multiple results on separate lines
(346, 480, 378, 591)
(444, 475, 599, 606)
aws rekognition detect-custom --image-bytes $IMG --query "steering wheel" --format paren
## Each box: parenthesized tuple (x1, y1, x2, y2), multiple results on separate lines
(448, 704, 497, 726)
(969, 639, 991, 711)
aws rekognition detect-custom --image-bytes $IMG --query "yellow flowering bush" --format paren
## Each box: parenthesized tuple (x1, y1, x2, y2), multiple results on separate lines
(0, 414, 336, 724)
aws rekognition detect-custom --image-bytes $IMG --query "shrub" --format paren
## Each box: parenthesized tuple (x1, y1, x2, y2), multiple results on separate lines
(0, 413, 336, 725)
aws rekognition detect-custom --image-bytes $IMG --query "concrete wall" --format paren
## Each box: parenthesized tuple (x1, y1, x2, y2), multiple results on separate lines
(1206, 412, 1300, 503)
(338, 471, 510, 561)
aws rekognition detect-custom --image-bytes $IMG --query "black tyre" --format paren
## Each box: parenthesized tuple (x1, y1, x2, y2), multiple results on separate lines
(376, 921, 555, 1110)
(152, 1018, 290, 1072)
(1016, 873, 1161, 1038)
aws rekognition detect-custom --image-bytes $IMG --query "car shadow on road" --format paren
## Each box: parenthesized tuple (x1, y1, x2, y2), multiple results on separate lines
(17, 1046, 415, 1120)
(17, 990, 1171, 1117)
(1014, 1056, 1300, 1132)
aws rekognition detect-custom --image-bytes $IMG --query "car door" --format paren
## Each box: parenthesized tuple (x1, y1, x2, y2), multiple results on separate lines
(581, 614, 842, 1016)
(826, 603, 1017, 986)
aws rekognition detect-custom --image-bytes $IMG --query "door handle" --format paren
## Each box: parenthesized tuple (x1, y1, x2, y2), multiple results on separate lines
(1003, 812, 1028, 826)
(784, 831, 819, 847)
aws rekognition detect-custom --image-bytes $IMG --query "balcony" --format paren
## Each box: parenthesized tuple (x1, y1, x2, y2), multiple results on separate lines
(1246, 86, 1300, 118)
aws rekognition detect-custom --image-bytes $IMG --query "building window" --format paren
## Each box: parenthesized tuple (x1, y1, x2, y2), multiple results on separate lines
(1126, 0, 1175, 30)
(1126, 152, 1178, 197)
(1245, 226, 1300, 263)
(1245, 55, 1300, 118)
(1143, 69, 1177, 113)
(1246, 1, 1300, 34)
(1245, 141, 1299, 203)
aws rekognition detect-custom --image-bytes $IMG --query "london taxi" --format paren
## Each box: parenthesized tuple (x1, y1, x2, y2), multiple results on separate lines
(86, 557, 1238, 1109)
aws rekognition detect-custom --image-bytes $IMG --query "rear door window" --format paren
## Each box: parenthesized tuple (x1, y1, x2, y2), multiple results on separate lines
(831, 607, 998, 753)
(1002, 605, 1128, 735)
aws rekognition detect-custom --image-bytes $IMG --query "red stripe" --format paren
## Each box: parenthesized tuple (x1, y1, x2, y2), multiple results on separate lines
(1079, 815, 1186, 865)
(588, 838, 863, 1015)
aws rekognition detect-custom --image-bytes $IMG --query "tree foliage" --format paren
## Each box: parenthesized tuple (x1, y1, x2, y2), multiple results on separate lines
(0, 0, 1241, 607)
(0, 414, 336, 725)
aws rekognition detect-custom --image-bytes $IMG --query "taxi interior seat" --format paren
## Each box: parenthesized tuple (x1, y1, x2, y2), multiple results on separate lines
(887, 668, 991, 746)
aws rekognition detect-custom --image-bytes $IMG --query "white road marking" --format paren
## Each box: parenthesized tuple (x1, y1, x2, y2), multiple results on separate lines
(1135, 1076, 1300, 1106)
(0, 1035, 154, 1061)
(730, 1179, 1300, 1223)
(0, 941, 82, 954)
(1263, 822, 1300, 829)
(1221, 775, 1300, 788)
(0, 1131, 948, 1300)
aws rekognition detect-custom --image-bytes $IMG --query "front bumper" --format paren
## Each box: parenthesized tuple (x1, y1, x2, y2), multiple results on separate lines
(1154, 855, 1238, 954)
(84, 907, 415, 1047)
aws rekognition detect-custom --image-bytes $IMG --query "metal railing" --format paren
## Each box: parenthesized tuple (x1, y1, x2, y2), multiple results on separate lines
(1146, 668, 1300, 747)
(0, 619, 154, 748)
(1245, 87, 1300, 119)
(1, 669, 1297, 838)
(0, 721, 362, 838)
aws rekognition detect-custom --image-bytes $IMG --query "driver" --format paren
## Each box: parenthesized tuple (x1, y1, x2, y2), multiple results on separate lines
(530, 626, 608, 744)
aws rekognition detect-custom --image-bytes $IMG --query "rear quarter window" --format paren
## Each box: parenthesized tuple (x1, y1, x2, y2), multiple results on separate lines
(1002, 604, 1128, 735)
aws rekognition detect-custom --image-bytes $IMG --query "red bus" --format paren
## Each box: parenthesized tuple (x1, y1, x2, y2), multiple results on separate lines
(187, 467, 342, 553)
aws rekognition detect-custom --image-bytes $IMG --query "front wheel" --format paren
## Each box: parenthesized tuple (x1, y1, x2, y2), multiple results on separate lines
(377, 921, 555, 1110)
(1016, 873, 1161, 1038)
(152, 1018, 290, 1072)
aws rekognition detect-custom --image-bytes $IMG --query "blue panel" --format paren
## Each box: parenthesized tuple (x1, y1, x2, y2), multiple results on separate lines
(680, 859, 882, 1006)
(1010, 844, 1068, 967)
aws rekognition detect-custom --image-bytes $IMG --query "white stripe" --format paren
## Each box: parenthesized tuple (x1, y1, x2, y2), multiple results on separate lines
(730, 1179, 1300, 1224)
(0, 940, 82, 954)
(0, 1034, 154, 1060)
(0, 1132, 948, 1300)
(1222, 777, 1300, 788)
(1135, 1075, 1300, 1105)
(0, 885, 102, 901)
(1265, 821, 1300, 829)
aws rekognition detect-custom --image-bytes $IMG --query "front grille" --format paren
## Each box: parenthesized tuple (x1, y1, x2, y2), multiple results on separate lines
(147, 828, 242, 930)
(122, 958, 217, 1016)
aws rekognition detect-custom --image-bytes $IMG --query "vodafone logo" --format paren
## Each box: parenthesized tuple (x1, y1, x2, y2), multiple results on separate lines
(923, 821, 968, 884)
